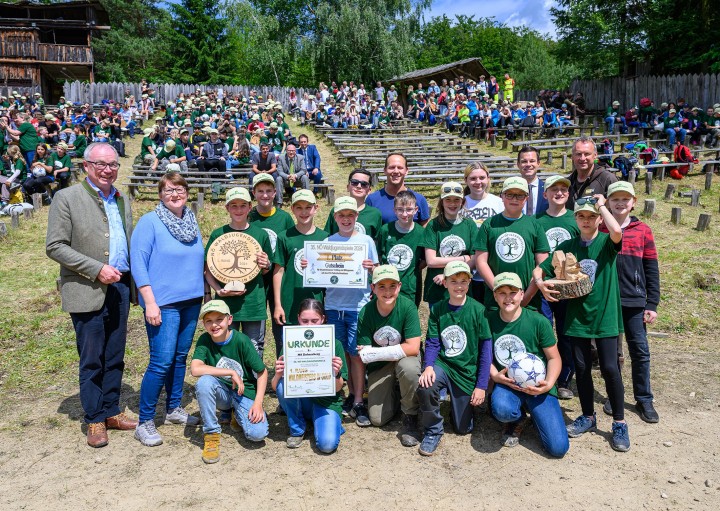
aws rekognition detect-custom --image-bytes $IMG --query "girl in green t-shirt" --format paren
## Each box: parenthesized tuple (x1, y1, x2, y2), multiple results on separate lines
(0, 145, 27, 205)
(534, 194, 629, 453)
(23, 143, 53, 196)
(421, 182, 479, 308)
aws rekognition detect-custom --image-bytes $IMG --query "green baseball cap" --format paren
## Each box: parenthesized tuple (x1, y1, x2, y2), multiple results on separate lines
(199, 299, 231, 319)
(372, 264, 400, 285)
(252, 173, 276, 188)
(164, 140, 176, 152)
(334, 196, 358, 213)
(544, 175, 571, 189)
(444, 261, 471, 278)
(225, 187, 252, 205)
(607, 181, 636, 198)
(502, 176, 529, 194)
(291, 189, 316, 205)
(493, 272, 523, 291)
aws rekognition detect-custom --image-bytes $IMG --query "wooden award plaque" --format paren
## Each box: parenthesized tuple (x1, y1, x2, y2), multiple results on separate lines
(206, 232, 261, 286)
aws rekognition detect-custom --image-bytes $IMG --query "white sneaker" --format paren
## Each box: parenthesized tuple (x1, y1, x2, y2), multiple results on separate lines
(134, 420, 163, 446)
(165, 406, 201, 426)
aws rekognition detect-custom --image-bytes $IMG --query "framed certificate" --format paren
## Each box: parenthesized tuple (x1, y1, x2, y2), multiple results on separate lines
(283, 325, 336, 398)
(303, 241, 368, 288)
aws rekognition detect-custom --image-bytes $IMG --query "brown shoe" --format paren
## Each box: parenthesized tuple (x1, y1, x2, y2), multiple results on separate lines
(87, 422, 109, 448)
(106, 412, 138, 430)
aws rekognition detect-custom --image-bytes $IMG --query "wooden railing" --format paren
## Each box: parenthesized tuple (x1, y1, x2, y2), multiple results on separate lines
(38, 43, 92, 63)
(0, 42, 92, 63)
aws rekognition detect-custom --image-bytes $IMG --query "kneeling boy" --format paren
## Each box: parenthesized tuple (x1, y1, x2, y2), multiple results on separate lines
(190, 300, 269, 464)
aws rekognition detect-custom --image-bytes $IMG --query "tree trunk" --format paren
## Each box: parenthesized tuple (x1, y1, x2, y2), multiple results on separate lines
(544, 275, 593, 300)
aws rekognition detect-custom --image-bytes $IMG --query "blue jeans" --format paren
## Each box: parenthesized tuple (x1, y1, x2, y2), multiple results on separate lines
(70, 276, 130, 423)
(605, 116, 626, 133)
(541, 298, 574, 387)
(225, 157, 239, 171)
(22, 150, 36, 168)
(417, 365, 474, 436)
(326, 309, 359, 356)
(276, 378, 344, 453)
(126, 120, 136, 137)
(491, 383, 569, 458)
(195, 375, 268, 440)
(621, 307, 654, 404)
(665, 127, 686, 144)
(138, 301, 201, 422)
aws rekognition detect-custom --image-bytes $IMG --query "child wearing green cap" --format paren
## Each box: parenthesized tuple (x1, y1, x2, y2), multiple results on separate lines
(205, 187, 274, 358)
(420, 182, 480, 308)
(599, 181, 660, 424)
(487, 272, 568, 457)
(535, 175, 580, 400)
(190, 300, 269, 464)
(416, 261, 493, 456)
(356, 265, 422, 445)
(272, 189, 328, 356)
(534, 193, 629, 452)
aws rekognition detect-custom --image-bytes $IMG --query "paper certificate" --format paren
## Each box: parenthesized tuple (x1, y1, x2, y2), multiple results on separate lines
(283, 325, 336, 398)
(303, 241, 368, 288)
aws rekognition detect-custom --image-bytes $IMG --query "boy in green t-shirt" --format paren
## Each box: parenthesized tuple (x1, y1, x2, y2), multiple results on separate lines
(324, 169, 382, 238)
(487, 272, 568, 458)
(376, 190, 425, 306)
(534, 175, 580, 400)
(140, 127, 157, 165)
(416, 261, 493, 456)
(205, 187, 273, 358)
(272, 189, 328, 355)
(357, 265, 422, 447)
(248, 173, 295, 355)
(534, 194, 629, 452)
(191, 300, 269, 464)
(475, 176, 550, 311)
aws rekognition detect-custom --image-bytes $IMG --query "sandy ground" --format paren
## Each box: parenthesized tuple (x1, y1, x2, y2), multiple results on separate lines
(1, 337, 718, 511)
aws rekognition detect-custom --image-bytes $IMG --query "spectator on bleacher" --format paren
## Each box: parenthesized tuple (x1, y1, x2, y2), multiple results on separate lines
(664, 108, 686, 145)
(0, 145, 27, 206)
(387, 85, 399, 103)
(50, 142, 73, 190)
(366, 153, 430, 226)
(704, 107, 720, 147)
(66, 124, 88, 158)
(7, 111, 40, 165)
(23, 143, 53, 199)
(151, 139, 188, 173)
(567, 136, 618, 209)
(297, 134, 323, 190)
(277, 143, 309, 198)
(605, 100, 626, 134)
(197, 128, 227, 176)
(623, 105, 640, 133)
(42, 114, 60, 145)
(266, 122, 285, 155)
(516, 146, 548, 216)
(488, 76, 500, 102)
(503, 73, 516, 102)
(251, 142, 279, 185)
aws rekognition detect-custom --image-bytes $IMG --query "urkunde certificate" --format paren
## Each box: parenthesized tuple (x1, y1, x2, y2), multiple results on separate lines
(303, 241, 368, 288)
(283, 325, 336, 398)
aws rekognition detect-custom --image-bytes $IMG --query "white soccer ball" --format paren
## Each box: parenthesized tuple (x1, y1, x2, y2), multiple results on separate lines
(32, 166, 46, 177)
(507, 352, 546, 388)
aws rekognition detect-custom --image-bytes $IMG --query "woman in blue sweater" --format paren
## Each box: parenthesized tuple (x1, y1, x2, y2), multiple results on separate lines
(130, 172, 205, 446)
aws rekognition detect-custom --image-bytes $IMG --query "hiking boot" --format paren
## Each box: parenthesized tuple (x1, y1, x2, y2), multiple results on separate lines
(105, 412, 138, 430)
(286, 433, 305, 449)
(418, 433, 442, 456)
(611, 422, 631, 452)
(557, 386, 574, 400)
(636, 401, 660, 423)
(501, 417, 529, 448)
(352, 403, 371, 427)
(566, 413, 597, 438)
(603, 399, 613, 416)
(165, 407, 200, 426)
(230, 413, 241, 433)
(134, 420, 163, 447)
(202, 433, 221, 463)
(87, 422, 108, 448)
(218, 409, 231, 424)
(400, 414, 421, 447)
(341, 393, 354, 417)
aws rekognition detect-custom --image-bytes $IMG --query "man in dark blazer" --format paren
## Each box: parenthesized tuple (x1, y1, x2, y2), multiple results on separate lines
(517, 145, 549, 215)
(296, 133, 323, 190)
(46, 142, 137, 448)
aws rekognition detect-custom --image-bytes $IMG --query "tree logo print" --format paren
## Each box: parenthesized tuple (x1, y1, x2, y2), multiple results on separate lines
(439, 234, 466, 257)
(579, 259, 598, 285)
(493, 334, 527, 367)
(440, 325, 467, 358)
(354, 223, 366, 235)
(374, 326, 402, 347)
(216, 356, 244, 384)
(293, 249, 305, 275)
(387, 244, 413, 271)
(495, 232, 526, 263)
(545, 227, 571, 251)
(263, 228, 278, 252)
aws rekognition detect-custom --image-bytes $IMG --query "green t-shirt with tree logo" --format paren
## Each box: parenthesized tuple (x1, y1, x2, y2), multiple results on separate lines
(534, 210, 580, 252)
(205, 223, 273, 321)
(357, 295, 421, 373)
(192, 329, 266, 400)
(539, 232, 623, 338)
(272, 226, 328, 324)
(427, 298, 491, 396)
(420, 216, 479, 304)
(487, 307, 558, 397)
(376, 221, 425, 303)
(248, 207, 295, 255)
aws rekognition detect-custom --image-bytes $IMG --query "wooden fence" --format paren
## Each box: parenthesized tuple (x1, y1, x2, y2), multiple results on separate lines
(63, 81, 308, 108)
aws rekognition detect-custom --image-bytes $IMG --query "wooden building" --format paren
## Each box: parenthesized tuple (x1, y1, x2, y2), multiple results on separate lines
(0, 0, 110, 101)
